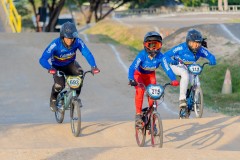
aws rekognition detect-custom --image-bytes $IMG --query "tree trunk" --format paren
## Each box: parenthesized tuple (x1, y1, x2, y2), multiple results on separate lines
(45, 0, 65, 32)
(28, 0, 41, 32)
(86, 0, 96, 24)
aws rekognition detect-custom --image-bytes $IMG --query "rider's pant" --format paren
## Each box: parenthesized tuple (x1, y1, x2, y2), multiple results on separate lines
(134, 70, 156, 114)
(170, 64, 200, 101)
(51, 61, 83, 100)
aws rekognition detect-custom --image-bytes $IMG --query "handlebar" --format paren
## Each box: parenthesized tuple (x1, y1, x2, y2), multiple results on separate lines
(56, 70, 94, 80)
(137, 82, 171, 90)
(176, 58, 209, 69)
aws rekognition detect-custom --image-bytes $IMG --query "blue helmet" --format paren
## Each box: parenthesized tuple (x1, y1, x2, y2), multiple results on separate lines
(60, 22, 79, 39)
(186, 29, 203, 52)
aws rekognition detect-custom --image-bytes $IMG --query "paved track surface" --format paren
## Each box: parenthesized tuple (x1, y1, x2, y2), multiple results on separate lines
(115, 12, 240, 42)
(0, 12, 240, 159)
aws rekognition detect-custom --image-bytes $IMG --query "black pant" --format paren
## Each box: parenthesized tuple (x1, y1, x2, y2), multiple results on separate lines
(50, 61, 83, 100)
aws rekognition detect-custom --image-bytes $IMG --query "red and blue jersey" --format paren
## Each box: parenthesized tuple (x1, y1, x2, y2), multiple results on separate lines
(39, 37, 96, 70)
(128, 50, 176, 81)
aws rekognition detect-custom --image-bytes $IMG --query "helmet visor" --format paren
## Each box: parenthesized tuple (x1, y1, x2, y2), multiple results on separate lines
(144, 41, 162, 51)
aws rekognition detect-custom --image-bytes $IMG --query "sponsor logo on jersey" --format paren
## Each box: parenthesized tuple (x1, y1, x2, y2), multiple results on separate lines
(162, 57, 170, 71)
(173, 46, 183, 53)
(78, 39, 85, 48)
(140, 65, 157, 71)
(134, 58, 141, 69)
(201, 48, 209, 56)
(47, 43, 56, 53)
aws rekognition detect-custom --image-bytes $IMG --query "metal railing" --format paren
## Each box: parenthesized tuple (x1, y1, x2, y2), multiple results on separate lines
(114, 5, 240, 18)
(1, 0, 21, 33)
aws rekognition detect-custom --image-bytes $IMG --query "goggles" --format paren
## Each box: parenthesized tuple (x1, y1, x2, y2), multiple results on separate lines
(144, 41, 162, 51)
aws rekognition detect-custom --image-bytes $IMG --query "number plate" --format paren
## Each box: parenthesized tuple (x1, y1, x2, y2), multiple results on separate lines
(66, 76, 82, 89)
(188, 64, 202, 75)
(146, 84, 164, 100)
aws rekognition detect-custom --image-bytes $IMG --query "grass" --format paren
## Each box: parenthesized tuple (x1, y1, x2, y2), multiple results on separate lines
(86, 19, 240, 116)
(85, 19, 148, 53)
(201, 62, 240, 115)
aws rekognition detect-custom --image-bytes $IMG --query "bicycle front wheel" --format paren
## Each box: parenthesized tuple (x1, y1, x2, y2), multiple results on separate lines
(55, 100, 65, 123)
(150, 112, 163, 148)
(70, 100, 81, 137)
(135, 124, 146, 147)
(194, 87, 203, 118)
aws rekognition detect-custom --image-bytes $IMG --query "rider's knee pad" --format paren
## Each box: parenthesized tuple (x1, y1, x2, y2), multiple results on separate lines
(54, 83, 63, 92)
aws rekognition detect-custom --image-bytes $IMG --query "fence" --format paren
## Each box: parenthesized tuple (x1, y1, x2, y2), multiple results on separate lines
(1, 0, 21, 33)
(114, 5, 240, 18)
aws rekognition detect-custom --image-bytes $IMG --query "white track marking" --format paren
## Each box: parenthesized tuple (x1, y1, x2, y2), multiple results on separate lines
(108, 44, 128, 73)
(220, 24, 240, 43)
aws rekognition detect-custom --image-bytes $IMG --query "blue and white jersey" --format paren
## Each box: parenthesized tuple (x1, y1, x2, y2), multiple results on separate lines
(39, 37, 96, 70)
(164, 42, 216, 64)
(128, 50, 176, 81)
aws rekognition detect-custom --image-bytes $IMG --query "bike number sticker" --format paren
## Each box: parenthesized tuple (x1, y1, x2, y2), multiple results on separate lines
(67, 76, 82, 89)
(188, 64, 202, 74)
(147, 86, 162, 99)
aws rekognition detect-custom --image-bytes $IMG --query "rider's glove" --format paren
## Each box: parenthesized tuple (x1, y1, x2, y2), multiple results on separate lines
(171, 59, 179, 65)
(91, 66, 100, 74)
(171, 80, 179, 87)
(209, 61, 216, 66)
(129, 79, 138, 86)
(48, 68, 57, 75)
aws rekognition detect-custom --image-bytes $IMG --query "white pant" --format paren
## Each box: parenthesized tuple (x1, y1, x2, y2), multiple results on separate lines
(170, 64, 200, 100)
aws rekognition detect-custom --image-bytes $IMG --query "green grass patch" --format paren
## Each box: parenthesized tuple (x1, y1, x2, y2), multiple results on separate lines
(201, 62, 240, 115)
(229, 18, 240, 23)
(85, 19, 147, 54)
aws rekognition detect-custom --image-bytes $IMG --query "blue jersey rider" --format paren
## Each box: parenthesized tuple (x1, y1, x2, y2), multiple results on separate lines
(39, 22, 100, 112)
(164, 29, 216, 109)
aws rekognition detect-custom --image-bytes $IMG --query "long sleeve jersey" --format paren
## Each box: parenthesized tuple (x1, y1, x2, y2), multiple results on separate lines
(128, 50, 176, 81)
(164, 42, 216, 64)
(39, 37, 97, 70)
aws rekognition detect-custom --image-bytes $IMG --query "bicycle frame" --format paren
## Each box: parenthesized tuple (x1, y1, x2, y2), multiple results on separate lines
(56, 70, 92, 111)
(180, 62, 208, 118)
(58, 87, 76, 110)
(135, 82, 170, 147)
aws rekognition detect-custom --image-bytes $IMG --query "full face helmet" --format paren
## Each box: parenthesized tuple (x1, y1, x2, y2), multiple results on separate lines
(143, 31, 162, 57)
(186, 29, 203, 53)
(60, 21, 79, 39)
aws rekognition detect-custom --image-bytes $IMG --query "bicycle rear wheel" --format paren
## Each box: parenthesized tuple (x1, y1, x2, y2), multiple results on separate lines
(70, 100, 81, 137)
(135, 125, 146, 147)
(150, 113, 163, 148)
(194, 87, 203, 118)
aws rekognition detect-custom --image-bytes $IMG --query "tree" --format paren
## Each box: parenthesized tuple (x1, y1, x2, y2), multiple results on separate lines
(74, 0, 141, 24)
(29, 0, 66, 32)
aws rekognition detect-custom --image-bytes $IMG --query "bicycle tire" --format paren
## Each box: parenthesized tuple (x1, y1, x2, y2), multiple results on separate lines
(135, 125, 146, 147)
(70, 100, 81, 137)
(150, 113, 163, 148)
(55, 100, 65, 123)
(194, 87, 203, 118)
(179, 108, 189, 119)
